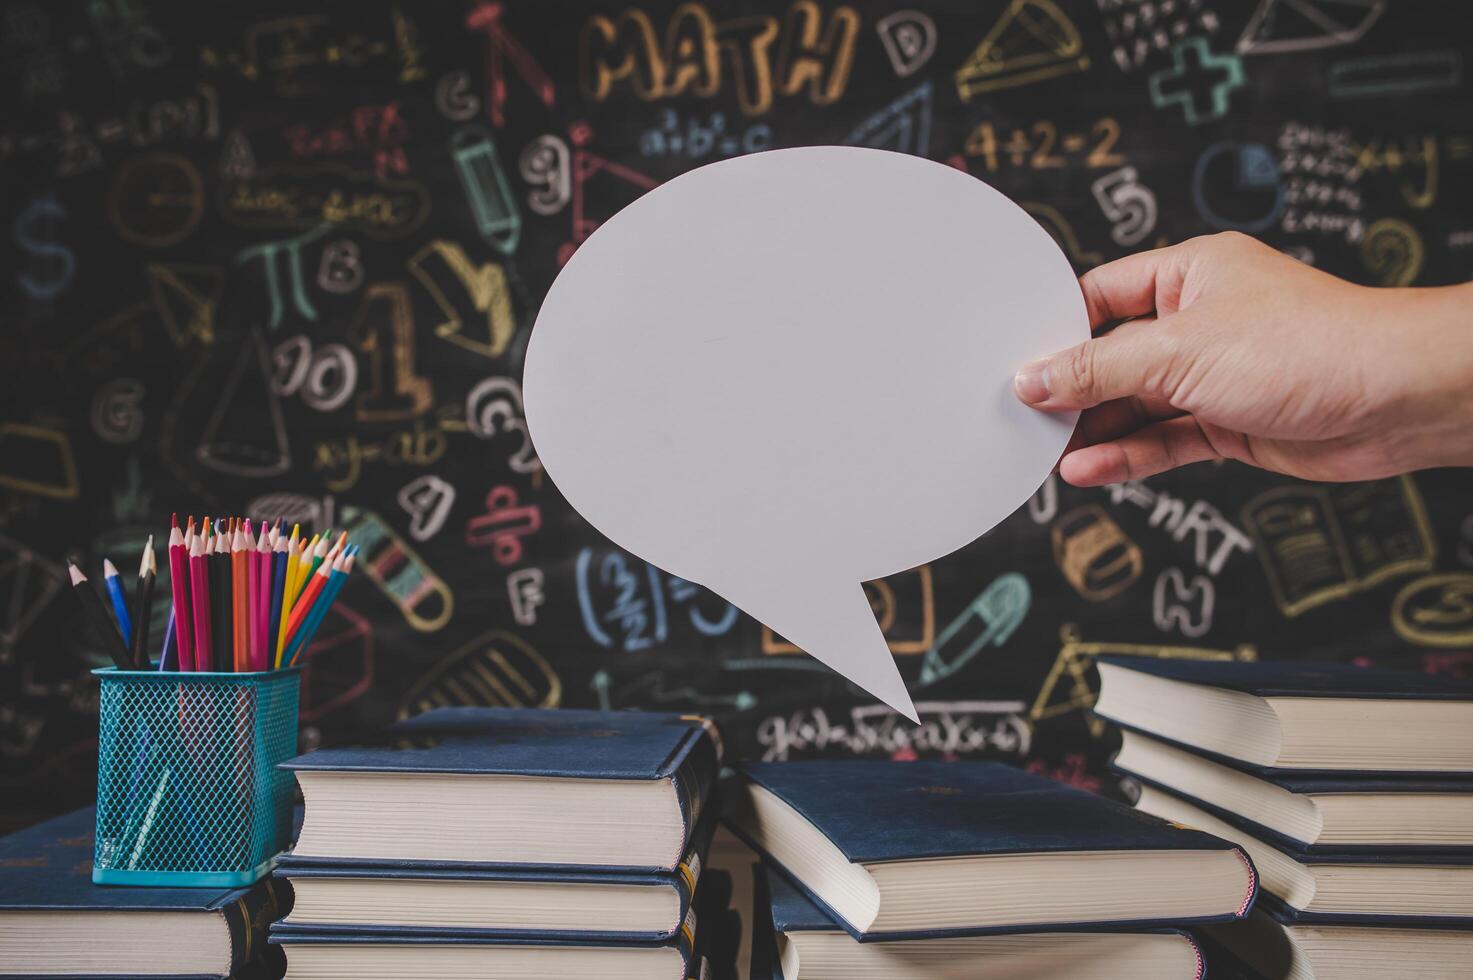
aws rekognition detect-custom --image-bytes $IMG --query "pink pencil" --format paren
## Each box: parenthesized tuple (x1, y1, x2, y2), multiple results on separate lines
(169, 516, 195, 672)
(188, 535, 213, 670)
(254, 522, 272, 671)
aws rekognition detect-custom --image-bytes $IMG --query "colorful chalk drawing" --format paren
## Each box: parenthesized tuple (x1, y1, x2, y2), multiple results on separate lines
(0, 424, 81, 500)
(146, 264, 222, 346)
(1031, 625, 1257, 738)
(397, 629, 560, 717)
(464, 376, 540, 474)
(350, 282, 433, 422)
(1148, 38, 1243, 126)
(397, 474, 456, 542)
(1051, 505, 1144, 601)
(756, 700, 1031, 762)
(0, 532, 67, 664)
(954, 0, 1088, 100)
(1153, 568, 1215, 638)
(1192, 141, 1284, 233)
(876, 10, 935, 78)
(1241, 476, 1434, 617)
(465, 485, 541, 566)
(407, 240, 517, 359)
(517, 134, 571, 214)
(340, 506, 454, 632)
(507, 567, 545, 626)
(576, 546, 739, 653)
(917, 572, 1030, 687)
(107, 152, 203, 247)
(1390, 574, 1473, 648)
(297, 603, 375, 724)
(449, 126, 520, 255)
(195, 330, 292, 477)
(1328, 50, 1462, 99)
(556, 121, 660, 266)
(1360, 217, 1424, 286)
(465, 0, 556, 127)
(1236, 0, 1384, 56)
(235, 224, 331, 330)
(841, 80, 931, 157)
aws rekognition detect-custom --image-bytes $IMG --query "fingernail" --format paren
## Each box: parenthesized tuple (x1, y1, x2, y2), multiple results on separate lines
(1014, 359, 1050, 404)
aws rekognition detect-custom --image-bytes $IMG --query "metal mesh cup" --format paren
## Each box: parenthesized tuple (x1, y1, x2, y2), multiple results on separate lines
(92, 667, 301, 887)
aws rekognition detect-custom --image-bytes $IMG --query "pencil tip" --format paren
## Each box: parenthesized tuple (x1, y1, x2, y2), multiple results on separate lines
(103, 558, 120, 577)
(171, 512, 178, 528)
(68, 563, 86, 585)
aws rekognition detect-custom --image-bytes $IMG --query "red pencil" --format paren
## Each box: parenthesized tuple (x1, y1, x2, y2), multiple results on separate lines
(188, 534, 213, 670)
(168, 515, 195, 672)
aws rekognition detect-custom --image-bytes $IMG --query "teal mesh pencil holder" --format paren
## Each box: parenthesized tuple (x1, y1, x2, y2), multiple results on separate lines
(93, 667, 301, 888)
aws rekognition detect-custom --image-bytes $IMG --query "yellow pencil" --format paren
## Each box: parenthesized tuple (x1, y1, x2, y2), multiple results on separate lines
(274, 524, 301, 667)
(288, 534, 318, 611)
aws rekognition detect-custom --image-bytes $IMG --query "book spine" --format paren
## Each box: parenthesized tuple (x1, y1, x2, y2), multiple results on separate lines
(669, 722, 722, 850)
(222, 876, 289, 976)
(676, 903, 698, 971)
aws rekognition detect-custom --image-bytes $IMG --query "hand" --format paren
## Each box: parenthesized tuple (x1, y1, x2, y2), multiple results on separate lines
(1013, 232, 1473, 486)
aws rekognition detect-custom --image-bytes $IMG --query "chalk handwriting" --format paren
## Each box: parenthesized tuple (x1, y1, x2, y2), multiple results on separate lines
(756, 701, 1030, 762)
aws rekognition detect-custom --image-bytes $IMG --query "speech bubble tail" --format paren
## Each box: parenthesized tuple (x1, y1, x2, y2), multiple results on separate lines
(742, 578, 919, 724)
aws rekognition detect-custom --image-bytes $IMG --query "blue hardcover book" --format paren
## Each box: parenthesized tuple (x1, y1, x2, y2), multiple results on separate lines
(273, 811, 716, 941)
(281, 707, 720, 872)
(1094, 656, 1473, 774)
(763, 864, 1209, 979)
(1113, 728, 1473, 854)
(725, 761, 1257, 942)
(1203, 899, 1473, 980)
(1134, 781, 1473, 927)
(270, 903, 701, 980)
(0, 807, 286, 979)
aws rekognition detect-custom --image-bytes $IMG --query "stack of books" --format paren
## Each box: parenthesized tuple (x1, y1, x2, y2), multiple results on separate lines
(724, 758, 1258, 978)
(1096, 657, 1473, 980)
(0, 807, 286, 979)
(270, 706, 720, 979)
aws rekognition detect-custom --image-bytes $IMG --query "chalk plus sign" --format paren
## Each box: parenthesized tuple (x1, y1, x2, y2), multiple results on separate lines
(1149, 38, 1244, 126)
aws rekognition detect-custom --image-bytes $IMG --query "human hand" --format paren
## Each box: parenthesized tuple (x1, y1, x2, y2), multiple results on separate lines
(1013, 231, 1473, 486)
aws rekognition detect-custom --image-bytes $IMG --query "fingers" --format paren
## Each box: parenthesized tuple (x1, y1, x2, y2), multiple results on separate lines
(1067, 394, 1180, 454)
(1078, 241, 1193, 330)
(1058, 415, 1220, 486)
(1014, 319, 1183, 410)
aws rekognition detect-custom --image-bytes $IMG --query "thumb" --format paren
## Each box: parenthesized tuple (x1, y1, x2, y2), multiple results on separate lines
(1014, 318, 1184, 411)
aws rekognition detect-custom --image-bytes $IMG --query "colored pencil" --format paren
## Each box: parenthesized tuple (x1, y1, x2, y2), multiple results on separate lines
(187, 536, 213, 672)
(157, 609, 176, 672)
(277, 524, 300, 660)
(231, 518, 248, 672)
(306, 531, 332, 581)
(254, 522, 272, 671)
(130, 536, 156, 668)
(167, 516, 194, 672)
(268, 529, 290, 669)
(69, 562, 134, 669)
(288, 534, 317, 612)
(281, 554, 332, 647)
(102, 558, 132, 646)
(284, 549, 354, 667)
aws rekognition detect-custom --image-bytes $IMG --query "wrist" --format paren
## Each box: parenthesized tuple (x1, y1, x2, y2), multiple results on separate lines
(1376, 281, 1473, 472)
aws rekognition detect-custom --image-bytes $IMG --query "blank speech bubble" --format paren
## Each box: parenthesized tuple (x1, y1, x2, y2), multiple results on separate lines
(524, 146, 1085, 722)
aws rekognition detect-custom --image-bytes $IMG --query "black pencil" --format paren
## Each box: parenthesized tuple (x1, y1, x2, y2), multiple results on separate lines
(69, 562, 134, 670)
(131, 536, 156, 668)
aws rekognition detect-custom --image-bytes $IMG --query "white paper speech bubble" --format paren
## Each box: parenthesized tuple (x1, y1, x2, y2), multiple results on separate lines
(524, 147, 1085, 722)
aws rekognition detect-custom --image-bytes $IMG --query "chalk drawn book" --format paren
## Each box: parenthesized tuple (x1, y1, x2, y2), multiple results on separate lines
(1113, 728, 1473, 853)
(1202, 900, 1473, 980)
(281, 707, 721, 872)
(1136, 783, 1473, 926)
(1094, 656, 1473, 774)
(272, 811, 716, 941)
(761, 863, 1208, 980)
(724, 760, 1257, 941)
(0, 807, 285, 979)
(269, 905, 701, 980)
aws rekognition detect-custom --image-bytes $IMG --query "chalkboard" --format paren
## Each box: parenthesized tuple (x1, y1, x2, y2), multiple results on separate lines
(4, 0, 1473, 835)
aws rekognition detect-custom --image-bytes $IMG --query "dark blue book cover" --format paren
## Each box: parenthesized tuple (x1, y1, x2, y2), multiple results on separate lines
(282, 706, 720, 836)
(273, 812, 717, 942)
(0, 807, 286, 979)
(1097, 655, 1473, 699)
(1258, 890, 1473, 929)
(737, 760, 1251, 863)
(1106, 718, 1473, 781)
(1113, 760, 1473, 856)
(730, 761, 1257, 942)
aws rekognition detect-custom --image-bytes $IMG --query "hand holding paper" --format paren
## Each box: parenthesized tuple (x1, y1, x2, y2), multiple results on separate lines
(525, 147, 1087, 720)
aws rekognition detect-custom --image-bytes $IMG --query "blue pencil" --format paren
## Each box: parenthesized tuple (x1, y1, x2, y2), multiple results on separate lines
(283, 547, 354, 667)
(157, 610, 177, 672)
(266, 540, 289, 667)
(102, 559, 133, 644)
